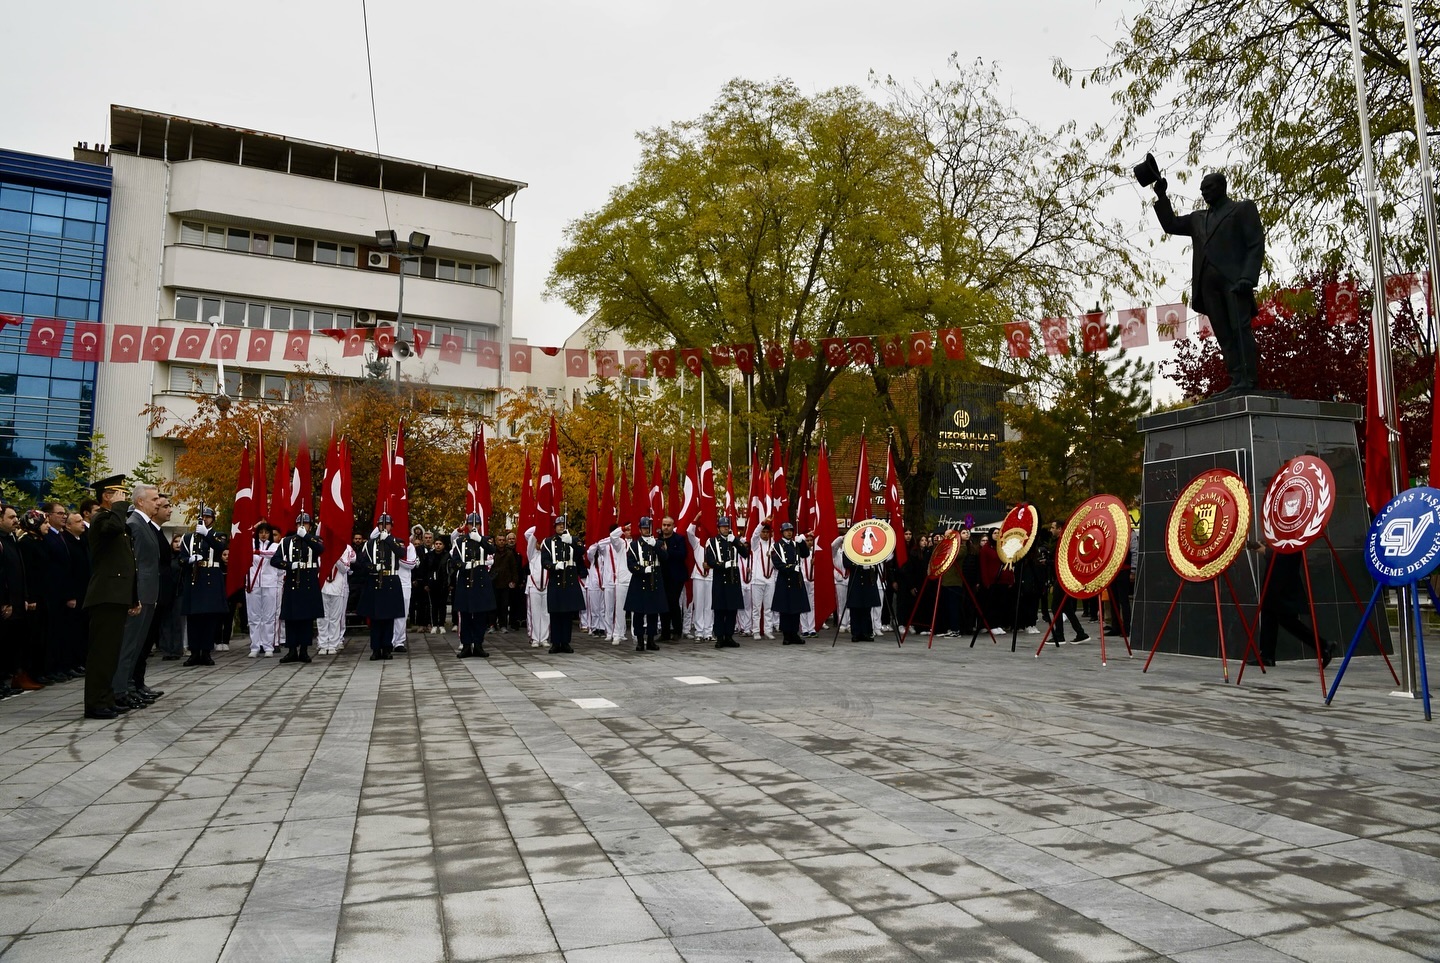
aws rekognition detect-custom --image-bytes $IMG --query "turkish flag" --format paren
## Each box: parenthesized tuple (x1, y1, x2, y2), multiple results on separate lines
(595, 349, 618, 378)
(141, 326, 175, 361)
(881, 335, 905, 367)
(1080, 312, 1109, 353)
(25, 318, 65, 358)
(247, 329, 275, 361)
(72, 322, 104, 361)
(652, 349, 677, 377)
(283, 330, 311, 361)
(1039, 317, 1069, 356)
(709, 345, 733, 368)
(1325, 281, 1360, 325)
(793, 339, 814, 360)
(623, 350, 646, 377)
(679, 348, 703, 376)
(732, 344, 756, 375)
(210, 327, 239, 359)
(848, 337, 875, 366)
(374, 326, 395, 358)
(476, 340, 501, 369)
(440, 334, 463, 363)
(343, 329, 368, 357)
(1385, 273, 1418, 302)
(907, 331, 933, 366)
(226, 443, 256, 598)
(318, 328, 345, 342)
(1118, 308, 1149, 348)
(1004, 321, 1032, 359)
(511, 343, 532, 373)
(0, 314, 21, 329)
(111, 324, 143, 362)
(412, 329, 430, 357)
(565, 348, 589, 377)
(821, 338, 848, 366)
(1156, 304, 1186, 342)
(938, 327, 965, 360)
(174, 327, 208, 359)
(765, 342, 784, 370)
(1196, 314, 1215, 339)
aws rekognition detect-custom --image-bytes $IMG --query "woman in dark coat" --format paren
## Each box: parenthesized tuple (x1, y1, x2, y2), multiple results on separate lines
(451, 516, 495, 658)
(624, 517, 667, 652)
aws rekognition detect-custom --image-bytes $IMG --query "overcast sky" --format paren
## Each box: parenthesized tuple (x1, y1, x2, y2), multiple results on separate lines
(4, 0, 1166, 347)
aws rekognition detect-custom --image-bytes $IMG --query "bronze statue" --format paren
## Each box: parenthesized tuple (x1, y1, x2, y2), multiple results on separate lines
(1138, 156, 1265, 399)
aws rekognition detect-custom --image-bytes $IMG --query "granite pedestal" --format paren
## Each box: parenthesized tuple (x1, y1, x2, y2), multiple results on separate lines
(1134, 395, 1390, 665)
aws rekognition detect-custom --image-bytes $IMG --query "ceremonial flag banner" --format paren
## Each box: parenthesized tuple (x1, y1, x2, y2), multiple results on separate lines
(1080, 312, 1108, 353)
(680, 348, 703, 376)
(472, 427, 492, 533)
(476, 340, 501, 369)
(412, 329, 430, 357)
(318, 434, 354, 582)
(679, 435, 699, 533)
(812, 442, 839, 628)
(1119, 308, 1149, 348)
(769, 436, 788, 526)
(226, 444, 256, 598)
(1325, 281, 1360, 326)
(848, 337, 876, 366)
(25, 318, 64, 358)
(709, 345, 733, 368)
(821, 338, 848, 367)
(440, 334, 463, 364)
(938, 327, 966, 361)
(535, 418, 560, 541)
(908, 331, 934, 366)
(794, 455, 812, 534)
(629, 431, 647, 529)
(732, 344, 756, 375)
(375, 327, 395, 358)
(283, 330, 310, 362)
(72, 321, 103, 361)
(649, 454, 664, 522)
(511, 343, 532, 373)
(565, 348, 589, 377)
(1156, 304, 1185, 342)
(372, 434, 392, 528)
(667, 447, 681, 520)
(1004, 321, 1032, 359)
(174, 327, 208, 359)
(1039, 317, 1069, 356)
(600, 452, 616, 533)
(1196, 314, 1215, 339)
(585, 455, 601, 547)
(793, 340, 815, 360)
(624, 350, 646, 377)
(595, 350, 619, 378)
(294, 428, 312, 516)
(1385, 273, 1419, 301)
(269, 442, 291, 532)
(746, 457, 767, 537)
(247, 329, 274, 362)
(698, 430, 716, 540)
(391, 425, 410, 544)
(881, 335, 906, 367)
(885, 442, 907, 566)
(141, 326, 175, 361)
(253, 423, 268, 535)
(319, 328, 345, 342)
(518, 454, 535, 547)
(851, 438, 870, 521)
(652, 349, 677, 378)
(765, 342, 785, 370)
(111, 324, 142, 362)
(723, 467, 736, 526)
(0, 313, 21, 328)
(343, 329, 368, 357)
(537, 346, 560, 357)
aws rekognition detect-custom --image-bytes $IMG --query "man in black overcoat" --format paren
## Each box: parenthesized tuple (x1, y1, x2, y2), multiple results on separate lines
(625, 516, 666, 652)
(180, 506, 229, 666)
(770, 522, 811, 645)
(355, 514, 406, 660)
(705, 516, 750, 649)
(81, 476, 136, 718)
(541, 515, 587, 654)
(451, 513, 496, 658)
(844, 554, 882, 642)
(272, 511, 324, 664)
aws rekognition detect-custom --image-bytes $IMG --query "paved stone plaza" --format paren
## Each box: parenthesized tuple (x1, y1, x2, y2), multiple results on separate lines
(0, 625, 1435, 962)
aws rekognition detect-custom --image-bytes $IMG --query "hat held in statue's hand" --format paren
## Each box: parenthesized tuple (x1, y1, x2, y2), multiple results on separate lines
(1133, 153, 1162, 188)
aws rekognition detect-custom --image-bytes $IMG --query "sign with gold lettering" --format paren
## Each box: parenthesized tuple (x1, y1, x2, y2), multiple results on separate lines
(1057, 495, 1130, 598)
(1165, 469, 1250, 582)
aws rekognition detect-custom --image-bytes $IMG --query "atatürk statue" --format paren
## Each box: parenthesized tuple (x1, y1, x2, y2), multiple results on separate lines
(1139, 157, 1265, 398)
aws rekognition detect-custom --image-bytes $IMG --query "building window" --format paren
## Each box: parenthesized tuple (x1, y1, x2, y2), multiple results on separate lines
(180, 221, 204, 245)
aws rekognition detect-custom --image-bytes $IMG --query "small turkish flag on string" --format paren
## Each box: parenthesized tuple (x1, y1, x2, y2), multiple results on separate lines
(848, 337, 875, 366)
(709, 345, 733, 368)
(765, 342, 784, 370)
(565, 348, 589, 377)
(343, 329, 368, 357)
(1325, 281, 1360, 325)
(0, 314, 21, 329)
(623, 349, 646, 377)
(141, 326, 175, 361)
(908, 331, 933, 366)
(1080, 312, 1109, 353)
(318, 328, 345, 342)
(511, 343, 532, 373)
(72, 322, 103, 361)
(441, 334, 464, 364)
(1385, 272, 1418, 302)
(793, 339, 815, 360)
(1196, 314, 1215, 339)
(283, 330, 310, 361)
(1156, 303, 1186, 341)
(247, 329, 274, 361)
(652, 349, 677, 377)
(880, 335, 906, 367)
(412, 329, 430, 357)
(1039, 318, 1069, 356)
(210, 327, 239, 360)
(821, 338, 848, 366)
(476, 340, 501, 369)
(374, 327, 395, 358)
(111, 324, 143, 362)
(680, 348, 703, 376)
(538, 345, 560, 357)
(595, 349, 619, 378)
(1118, 308, 1148, 348)
(938, 327, 965, 360)
(26, 318, 65, 358)
(174, 327, 208, 359)
(1004, 321, 1033, 359)
(732, 344, 756, 375)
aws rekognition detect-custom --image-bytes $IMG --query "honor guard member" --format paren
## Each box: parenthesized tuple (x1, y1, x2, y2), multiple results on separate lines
(272, 512, 325, 663)
(541, 515, 587, 654)
(355, 514, 406, 660)
(770, 522, 811, 645)
(81, 475, 135, 719)
(451, 513, 496, 658)
(843, 550, 882, 641)
(704, 517, 750, 649)
(179, 506, 229, 666)
(624, 517, 667, 651)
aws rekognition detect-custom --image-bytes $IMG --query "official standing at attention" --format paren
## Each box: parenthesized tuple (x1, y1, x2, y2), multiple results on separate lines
(179, 506, 228, 666)
(82, 475, 136, 719)
(114, 483, 160, 708)
(451, 513, 496, 659)
(843, 553, 882, 642)
(541, 516, 587, 654)
(272, 512, 324, 664)
(705, 517, 750, 649)
(625, 517, 667, 652)
(355, 514, 405, 660)
(771, 522, 811, 645)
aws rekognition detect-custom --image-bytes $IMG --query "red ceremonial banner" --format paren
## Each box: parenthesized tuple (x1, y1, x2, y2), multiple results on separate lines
(732, 344, 756, 374)
(565, 348, 589, 377)
(595, 349, 619, 378)
(907, 330, 933, 366)
(623, 350, 646, 377)
(1080, 312, 1108, 353)
(511, 343, 532, 373)
(652, 349, 677, 377)
(680, 348, 704, 376)
(247, 329, 275, 361)
(111, 324, 143, 362)
(210, 327, 239, 360)
(343, 329, 368, 357)
(709, 344, 733, 367)
(25, 318, 65, 358)
(765, 342, 784, 370)
(1004, 321, 1032, 358)
(1196, 314, 1215, 339)
(1325, 281, 1360, 326)
(141, 326, 175, 361)
(1118, 308, 1148, 348)
(880, 335, 906, 367)
(848, 337, 875, 366)
(0, 314, 21, 328)
(476, 340, 501, 369)
(792, 340, 814, 360)
(72, 322, 104, 361)
(938, 327, 965, 360)
(174, 327, 208, 359)
(412, 329, 430, 357)
(1039, 317, 1069, 356)
(283, 330, 310, 361)
(374, 327, 395, 358)
(1156, 303, 1186, 342)
(820, 338, 848, 366)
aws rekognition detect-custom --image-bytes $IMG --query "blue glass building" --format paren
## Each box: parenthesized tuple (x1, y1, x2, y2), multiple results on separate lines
(0, 149, 111, 499)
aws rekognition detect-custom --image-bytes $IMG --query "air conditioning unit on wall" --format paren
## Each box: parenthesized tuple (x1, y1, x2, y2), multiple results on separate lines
(355, 310, 378, 327)
(366, 251, 391, 270)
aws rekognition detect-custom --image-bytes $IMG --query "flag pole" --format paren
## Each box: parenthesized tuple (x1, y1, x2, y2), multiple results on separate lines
(1347, 0, 1418, 699)
(1401, 0, 1440, 367)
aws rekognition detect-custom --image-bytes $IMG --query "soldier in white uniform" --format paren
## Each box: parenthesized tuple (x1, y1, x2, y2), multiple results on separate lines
(318, 541, 355, 655)
(247, 522, 280, 657)
(686, 522, 713, 642)
(748, 521, 777, 639)
(601, 524, 632, 645)
(800, 532, 818, 636)
(391, 535, 419, 653)
(524, 532, 549, 647)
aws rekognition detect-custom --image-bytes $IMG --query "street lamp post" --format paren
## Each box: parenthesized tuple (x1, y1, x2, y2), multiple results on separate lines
(374, 230, 431, 384)
(1020, 466, 1029, 503)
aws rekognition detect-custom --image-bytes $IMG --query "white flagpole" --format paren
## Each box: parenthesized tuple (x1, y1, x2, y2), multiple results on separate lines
(1401, 0, 1440, 346)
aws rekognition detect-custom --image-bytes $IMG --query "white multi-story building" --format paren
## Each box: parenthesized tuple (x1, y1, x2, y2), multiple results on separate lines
(86, 105, 528, 475)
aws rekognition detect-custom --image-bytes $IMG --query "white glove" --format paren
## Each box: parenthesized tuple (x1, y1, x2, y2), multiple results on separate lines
(296, 525, 308, 537)
(189, 553, 203, 563)
(379, 531, 391, 540)
(469, 531, 481, 543)
(195, 524, 208, 535)
(643, 535, 656, 547)
(561, 533, 572, 544)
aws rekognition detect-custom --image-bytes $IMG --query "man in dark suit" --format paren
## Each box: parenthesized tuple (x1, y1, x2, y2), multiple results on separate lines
(129, 493, 172, 702)
(1152, 171, 1265, 397)
(83, 475, 136, 719)
(113, 483, 160, 710)
(658, 515, 688, 641)
(0, 505, 26, 698)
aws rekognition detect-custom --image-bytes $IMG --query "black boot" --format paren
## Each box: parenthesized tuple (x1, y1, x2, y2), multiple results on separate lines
(635, 641, 646, 652)
(279, 651, 300, 664)
(646, 639, 659, 651)
(475, 647, 489, 658)
(458, 644, 472, 659)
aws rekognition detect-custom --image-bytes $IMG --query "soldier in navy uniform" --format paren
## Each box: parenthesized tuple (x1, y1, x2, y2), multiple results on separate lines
(354, 513, 405, 661)
(179, 506, 229, 666)
(541, 515, 587, 654)
(272, 512, 324, 664)
(705, 517, 750, 649)
(770, 522, 811, 645)
(844, 553, 882, 642)
(451, 513, 496, 659)
(625, 517, 667, 652)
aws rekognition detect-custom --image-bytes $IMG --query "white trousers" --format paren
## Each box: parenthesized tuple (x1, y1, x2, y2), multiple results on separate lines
(584, 581, 605, 631)
(748, 577, 777, 636)
(836, 580, 850, 629)
(527, 586, 550, 643)
(248, 586, 280, 654)
(802, 580, 816, 634)
(319, 591, 348, 650)
(689, 579, 713, 638)
(604, 582, 626, 641)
